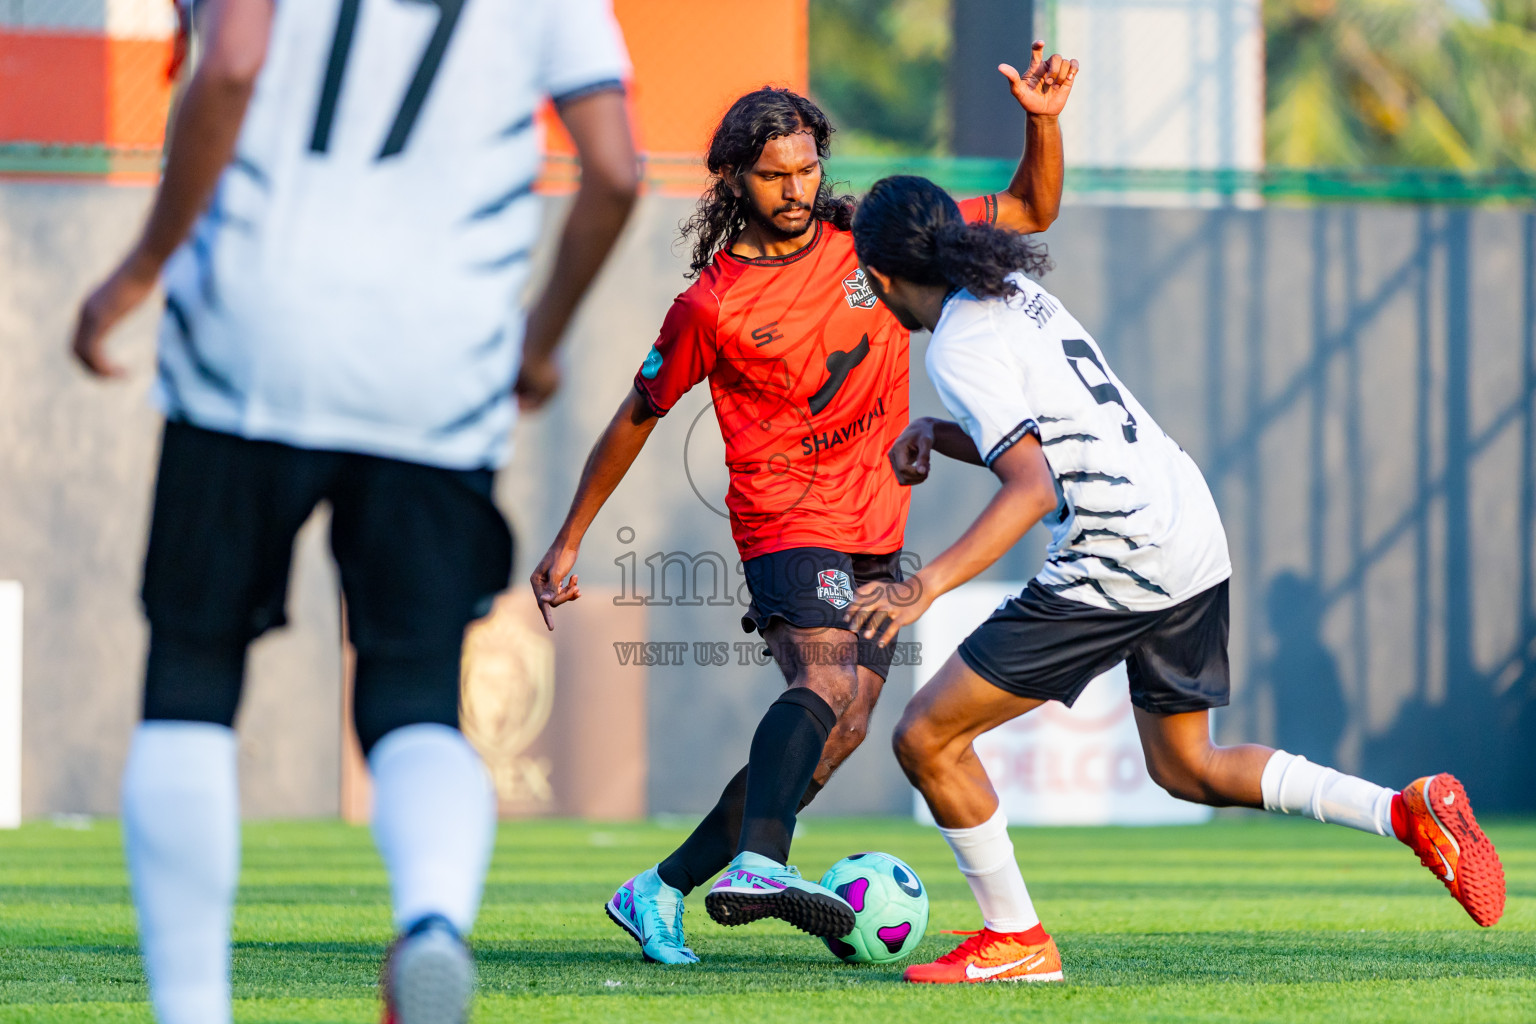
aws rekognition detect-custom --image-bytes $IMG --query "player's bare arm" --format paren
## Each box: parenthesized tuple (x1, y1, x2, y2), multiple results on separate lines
(71, 0, 272, 378)
(847, 434, 1057, 646)
(517, 89, 641, 410)
(984, 41, 1079, 235)
(888, 416, 984, 485)
(530, 387, 659, 628)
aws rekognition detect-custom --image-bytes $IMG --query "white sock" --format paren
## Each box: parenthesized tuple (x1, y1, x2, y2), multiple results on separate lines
(1260, 750, 1397, 837)
(936, 806, 1041, 934)
(121, 721, 239, 1024)
(369, 724, 496, 934)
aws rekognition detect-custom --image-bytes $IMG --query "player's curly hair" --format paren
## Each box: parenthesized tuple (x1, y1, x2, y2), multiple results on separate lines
(852, 175, 1051, 298)
(680, 87, 856, 277)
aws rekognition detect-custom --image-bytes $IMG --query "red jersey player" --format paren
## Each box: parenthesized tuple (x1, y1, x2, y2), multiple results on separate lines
(532, 46, 1079, 960)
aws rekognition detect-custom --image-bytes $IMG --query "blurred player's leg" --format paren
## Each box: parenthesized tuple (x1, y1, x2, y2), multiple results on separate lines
(369, 723, 494, 937)
(892, 653, 1061, 983)
(127, 425, 327, 1022)
(126, 638, 247, 1024)
(331, 455, 510, 1023)
(370, 723, 491, 1024)
(122, 717, 240, 1024)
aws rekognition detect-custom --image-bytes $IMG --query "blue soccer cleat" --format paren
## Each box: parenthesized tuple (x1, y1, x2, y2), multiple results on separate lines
(605, 866, 700, 964)
(704, 851, 856, 939)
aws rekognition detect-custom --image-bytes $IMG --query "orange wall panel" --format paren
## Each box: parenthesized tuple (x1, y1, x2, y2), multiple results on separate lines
(0, 34, 108, 145)
(106, 39, 174, 148)
(615, 0, 807, 155)
(545, 0, 808, 159)
(3, 0, 806, 163)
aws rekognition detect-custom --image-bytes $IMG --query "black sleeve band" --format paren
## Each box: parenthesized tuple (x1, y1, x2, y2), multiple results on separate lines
(632, 379, 668, 418)
(552, 79, 626, 108)
(984, 418, 1039, 465)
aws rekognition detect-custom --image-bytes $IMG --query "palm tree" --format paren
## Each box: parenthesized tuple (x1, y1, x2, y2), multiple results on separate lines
(1266, 0, 1536, 169)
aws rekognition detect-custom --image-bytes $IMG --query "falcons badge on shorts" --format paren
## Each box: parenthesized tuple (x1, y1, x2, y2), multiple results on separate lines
(817, 569, 855, 609)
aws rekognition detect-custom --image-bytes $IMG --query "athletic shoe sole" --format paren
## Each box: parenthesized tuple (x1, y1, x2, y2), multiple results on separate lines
(705, 886, 855, 938)
(388, 931, 474, 1024)
(1426, 774, 1506, 927)
(905, 971, 1065, 985)
(604, 900, 664, 964)
(989, 970, 1064, 984)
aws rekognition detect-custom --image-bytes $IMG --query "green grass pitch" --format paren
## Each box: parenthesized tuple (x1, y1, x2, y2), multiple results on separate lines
(0, 815, 1530, 1023)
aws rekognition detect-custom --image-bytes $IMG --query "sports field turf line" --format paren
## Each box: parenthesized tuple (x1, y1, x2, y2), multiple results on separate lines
(0, 816, 1529, 1022)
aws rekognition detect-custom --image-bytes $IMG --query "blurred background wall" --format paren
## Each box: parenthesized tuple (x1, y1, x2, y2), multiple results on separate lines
(1, 0, 1533, 818)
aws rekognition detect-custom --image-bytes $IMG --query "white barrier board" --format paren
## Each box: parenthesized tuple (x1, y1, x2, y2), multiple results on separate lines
(913, 582, 1211, 827)
(0, 582, 20, 828)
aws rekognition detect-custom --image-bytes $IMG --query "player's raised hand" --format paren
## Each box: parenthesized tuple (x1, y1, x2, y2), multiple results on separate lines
(530, 541, 582, 630)
(845, 578, 933, 648)
(889, 420, 936, 486)
(71, 250, 159, 378)
(1000, 41, 1079, 118)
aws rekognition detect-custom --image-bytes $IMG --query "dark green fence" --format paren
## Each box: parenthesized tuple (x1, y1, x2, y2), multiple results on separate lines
(3, 145, 1532, 204)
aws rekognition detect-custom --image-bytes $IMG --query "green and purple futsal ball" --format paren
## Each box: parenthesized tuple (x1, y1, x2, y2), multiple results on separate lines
(819, 852, 929, 963)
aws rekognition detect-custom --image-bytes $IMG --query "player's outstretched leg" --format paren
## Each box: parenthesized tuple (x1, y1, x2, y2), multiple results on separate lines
(621, 667, 886, 959)
(703, 688, 857, 938)
(703, 631, 860, 939)
(1138, 714, 1507, 927)
(369, 723, 495, 1024)
(892, 655, 1064, 984)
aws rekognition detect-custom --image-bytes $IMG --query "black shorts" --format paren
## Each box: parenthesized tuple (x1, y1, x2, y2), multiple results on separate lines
(740, 547, 905, 678)
(958, 579, 1231, 714)
(141, 421, 513, 658)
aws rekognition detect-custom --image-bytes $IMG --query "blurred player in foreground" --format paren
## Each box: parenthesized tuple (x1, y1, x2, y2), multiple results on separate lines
(845, 175, 1506, 984)
(70, 0, 638, 1020)
(532, 49, 1077, 959)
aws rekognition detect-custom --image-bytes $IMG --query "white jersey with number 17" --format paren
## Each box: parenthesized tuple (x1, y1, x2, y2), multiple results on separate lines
(155, 0, 629, 469)
(926, 273, 1232, 612)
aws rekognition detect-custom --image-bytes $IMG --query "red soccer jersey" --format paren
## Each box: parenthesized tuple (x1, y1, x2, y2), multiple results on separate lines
(634, 197, 996, 560)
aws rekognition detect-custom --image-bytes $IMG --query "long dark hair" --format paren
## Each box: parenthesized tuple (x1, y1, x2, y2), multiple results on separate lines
(680, 88, 856, 277)
(852, 175, 1051, 298)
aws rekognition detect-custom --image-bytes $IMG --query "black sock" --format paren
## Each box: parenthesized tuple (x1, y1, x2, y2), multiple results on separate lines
(656, 766, 749, 895)
(737, 688, 837, 862)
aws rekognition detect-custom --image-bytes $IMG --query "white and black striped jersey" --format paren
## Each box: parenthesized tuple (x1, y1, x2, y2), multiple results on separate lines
(926, 274, 1231, 612)
(155, 0, 629, 468)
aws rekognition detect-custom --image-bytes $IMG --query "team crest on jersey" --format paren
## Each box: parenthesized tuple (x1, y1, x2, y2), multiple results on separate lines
(842, 269, 878, 310)
(817, 569, 855, 609)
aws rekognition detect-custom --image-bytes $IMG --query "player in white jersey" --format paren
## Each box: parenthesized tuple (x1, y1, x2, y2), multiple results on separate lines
(70, 1, 639, 1021)
(843, 176, 1505, 985)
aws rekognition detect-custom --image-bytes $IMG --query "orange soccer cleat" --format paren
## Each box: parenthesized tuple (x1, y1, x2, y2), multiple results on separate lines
(903, 928, 1064, 984)
(1395, 773, 1506, 927)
